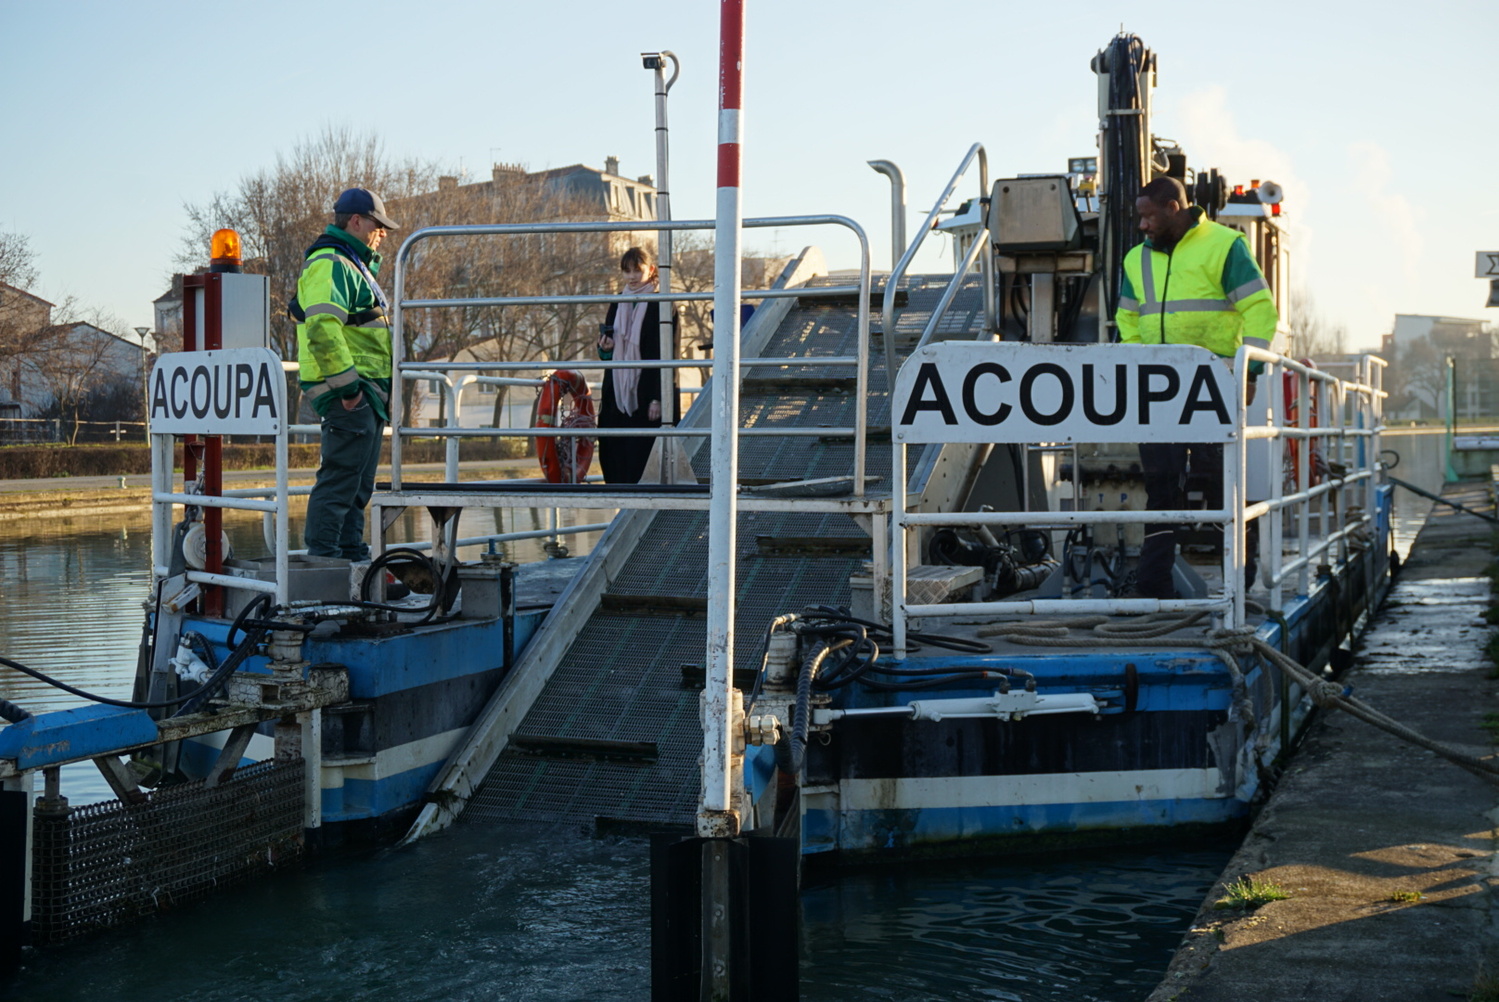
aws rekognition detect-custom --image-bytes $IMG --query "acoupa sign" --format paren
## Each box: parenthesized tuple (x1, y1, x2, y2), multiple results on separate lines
(893, 342, 1238, 444)
(149, 348, 285, 436)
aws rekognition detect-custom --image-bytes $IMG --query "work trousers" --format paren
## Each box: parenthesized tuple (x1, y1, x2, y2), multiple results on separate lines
(1136, 441, 1257, 599)
(304, 398, 384, 561)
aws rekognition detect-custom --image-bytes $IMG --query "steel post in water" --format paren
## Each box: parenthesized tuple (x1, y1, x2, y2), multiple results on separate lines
(0, 774, 33, 971)
(702, 0, 745, 839)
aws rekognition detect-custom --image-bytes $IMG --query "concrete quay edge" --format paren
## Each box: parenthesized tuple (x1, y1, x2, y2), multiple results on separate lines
(1148, 480, 1499, 1002)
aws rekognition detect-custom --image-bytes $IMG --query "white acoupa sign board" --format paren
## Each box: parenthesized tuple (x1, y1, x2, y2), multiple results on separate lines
(148, 348, 285, 436)
(1476, 252, 1499, 279)
(893, 342, 1238, 445)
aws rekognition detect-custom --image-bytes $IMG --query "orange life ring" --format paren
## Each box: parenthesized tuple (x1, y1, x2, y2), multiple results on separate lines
(536, 369, 597, 484)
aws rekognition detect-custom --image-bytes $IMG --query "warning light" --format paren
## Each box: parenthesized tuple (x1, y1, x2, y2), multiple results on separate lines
(210, 228, 243, 273)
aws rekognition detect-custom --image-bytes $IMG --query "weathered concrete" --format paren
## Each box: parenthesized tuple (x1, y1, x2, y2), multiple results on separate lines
(1149, 482, 1499, 1002)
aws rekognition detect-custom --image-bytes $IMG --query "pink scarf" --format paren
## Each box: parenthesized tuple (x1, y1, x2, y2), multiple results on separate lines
(613, 277, 657, 416)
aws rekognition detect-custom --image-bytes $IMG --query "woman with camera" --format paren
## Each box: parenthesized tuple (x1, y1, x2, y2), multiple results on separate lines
(595, 246, 665, 484)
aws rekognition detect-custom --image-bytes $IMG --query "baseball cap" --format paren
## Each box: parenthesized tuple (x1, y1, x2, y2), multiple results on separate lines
(333, 187, 399, 229)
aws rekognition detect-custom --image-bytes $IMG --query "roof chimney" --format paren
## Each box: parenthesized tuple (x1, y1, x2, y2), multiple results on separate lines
(604, 156, 620, 176)
(438, 175, 458, 192)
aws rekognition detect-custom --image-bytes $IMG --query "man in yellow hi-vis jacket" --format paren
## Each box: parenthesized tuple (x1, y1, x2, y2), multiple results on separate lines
(296, 187, 398, 561)
(1117, 176, 1277, 598)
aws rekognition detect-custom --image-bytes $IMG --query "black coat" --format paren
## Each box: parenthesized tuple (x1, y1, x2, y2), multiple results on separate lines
(599, 300, 667, 483)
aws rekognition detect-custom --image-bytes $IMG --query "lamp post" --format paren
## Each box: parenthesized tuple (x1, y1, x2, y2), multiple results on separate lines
(134, 327, 155, 438)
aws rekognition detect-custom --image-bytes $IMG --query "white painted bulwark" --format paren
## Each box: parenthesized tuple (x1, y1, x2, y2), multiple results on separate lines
(148, 348, 285, 436)
(893, 342, 1238, 445)
(838, 768, 1224, 811)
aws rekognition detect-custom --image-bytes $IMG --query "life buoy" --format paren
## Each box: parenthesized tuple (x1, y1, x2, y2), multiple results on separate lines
(536, 370, 597, 484)
(1282, 359, 1327, 491)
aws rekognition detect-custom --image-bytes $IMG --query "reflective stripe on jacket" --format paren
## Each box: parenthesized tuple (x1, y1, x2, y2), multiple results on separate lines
(1116, 208, 1278, 359)
(296, 225, 392, 419)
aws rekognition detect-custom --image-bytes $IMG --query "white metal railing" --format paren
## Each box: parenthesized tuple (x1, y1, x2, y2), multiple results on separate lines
(881, 143, 996, 392)
(387, 216, 871, 499)
(887, 345, 1387, 656)
(1251, 350, 1387, 610)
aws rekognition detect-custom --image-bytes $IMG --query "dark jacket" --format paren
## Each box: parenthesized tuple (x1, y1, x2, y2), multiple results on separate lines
(600, 300, 664, 426)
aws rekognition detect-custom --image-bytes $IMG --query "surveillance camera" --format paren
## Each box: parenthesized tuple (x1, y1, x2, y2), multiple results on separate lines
(641, 53, 663, 69)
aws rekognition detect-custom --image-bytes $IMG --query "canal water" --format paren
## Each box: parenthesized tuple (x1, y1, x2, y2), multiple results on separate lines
(0, 430, 1448, 1000)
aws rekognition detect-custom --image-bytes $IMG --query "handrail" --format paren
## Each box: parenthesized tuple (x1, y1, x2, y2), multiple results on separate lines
(916, 223, 991, 350)
(880, 143, 994, 394)
(390, 214, 870, 495)
(867, 159, 906, 269)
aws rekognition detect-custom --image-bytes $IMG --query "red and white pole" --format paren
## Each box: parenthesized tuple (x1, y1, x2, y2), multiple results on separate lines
(700, 0, 744, 838)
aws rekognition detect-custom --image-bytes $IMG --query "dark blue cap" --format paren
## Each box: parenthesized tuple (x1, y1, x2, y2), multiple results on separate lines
(333, 187, 398, 229)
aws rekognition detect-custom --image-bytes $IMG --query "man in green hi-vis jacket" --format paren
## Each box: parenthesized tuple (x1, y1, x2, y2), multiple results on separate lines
(1117, 176, 1277, 599)
(296, 187, 399, 561)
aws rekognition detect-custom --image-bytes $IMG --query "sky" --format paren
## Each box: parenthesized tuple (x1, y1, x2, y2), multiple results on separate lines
(2, 0, 1496, 352)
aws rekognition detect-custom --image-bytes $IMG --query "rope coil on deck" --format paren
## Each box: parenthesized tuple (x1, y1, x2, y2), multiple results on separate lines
(979, 610, 1499, 784)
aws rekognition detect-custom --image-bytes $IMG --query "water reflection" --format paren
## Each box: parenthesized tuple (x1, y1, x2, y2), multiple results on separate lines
(3, 823, 1233, 1002)
(801, 841, 1236, 1001)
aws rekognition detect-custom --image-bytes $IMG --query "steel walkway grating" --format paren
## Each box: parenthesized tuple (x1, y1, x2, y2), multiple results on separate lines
(464, 276, 986, 830)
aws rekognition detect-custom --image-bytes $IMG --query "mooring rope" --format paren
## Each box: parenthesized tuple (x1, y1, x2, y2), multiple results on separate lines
(979, 610, 1499, 784)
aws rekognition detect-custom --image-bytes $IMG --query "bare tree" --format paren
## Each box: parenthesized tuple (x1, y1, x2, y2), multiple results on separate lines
(178, 126, 443, 410)
(0, 229, 68, 368)
(1285, 291, 1348, 362)
(391, 176, 626, 431)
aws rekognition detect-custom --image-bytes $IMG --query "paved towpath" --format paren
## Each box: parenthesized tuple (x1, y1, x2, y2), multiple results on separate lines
(1148, 481, 1499, 1001)
(0, 459, 540, 520)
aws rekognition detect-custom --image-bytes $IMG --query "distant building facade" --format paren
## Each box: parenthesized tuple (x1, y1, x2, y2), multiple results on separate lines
(1381, 314, 1498, 421)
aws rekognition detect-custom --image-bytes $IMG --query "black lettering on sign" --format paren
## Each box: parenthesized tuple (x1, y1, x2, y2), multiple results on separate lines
(961, 362, 1011, 426)
(1082, 363, 1127, 425)
(1019, 362, 1072, 426)
(253, 363, 278, 418)
(1137, 364, 1179, 425)
(149, 368, 169, 422)
(1180, 364, 1230, 424)
(900, 363, 957, 426)
(234, 364, 254, 417)
(170, 368, 189, 419)
(213, 365, 233, 419)
(190, 366, 212, 419)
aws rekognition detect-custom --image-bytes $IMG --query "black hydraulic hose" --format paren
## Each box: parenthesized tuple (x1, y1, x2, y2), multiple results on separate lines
(358, 547, 455, 624)
(793, 608, 1003, 692)
(169, 622, 269, 717)
(0, 698, 31, 724)
(803, 605, 992, 655)
(856, 672, 998, 692)
(788, 639, 848, 775)
(0, 618, 267, 714)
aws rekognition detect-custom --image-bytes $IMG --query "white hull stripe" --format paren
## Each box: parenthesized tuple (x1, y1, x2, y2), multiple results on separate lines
(838, 768, 1225, 811)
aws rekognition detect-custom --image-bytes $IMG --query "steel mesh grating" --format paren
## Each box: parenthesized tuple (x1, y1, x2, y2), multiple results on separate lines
(31, 759, 304, 944)
(466, 277, 987, 829)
